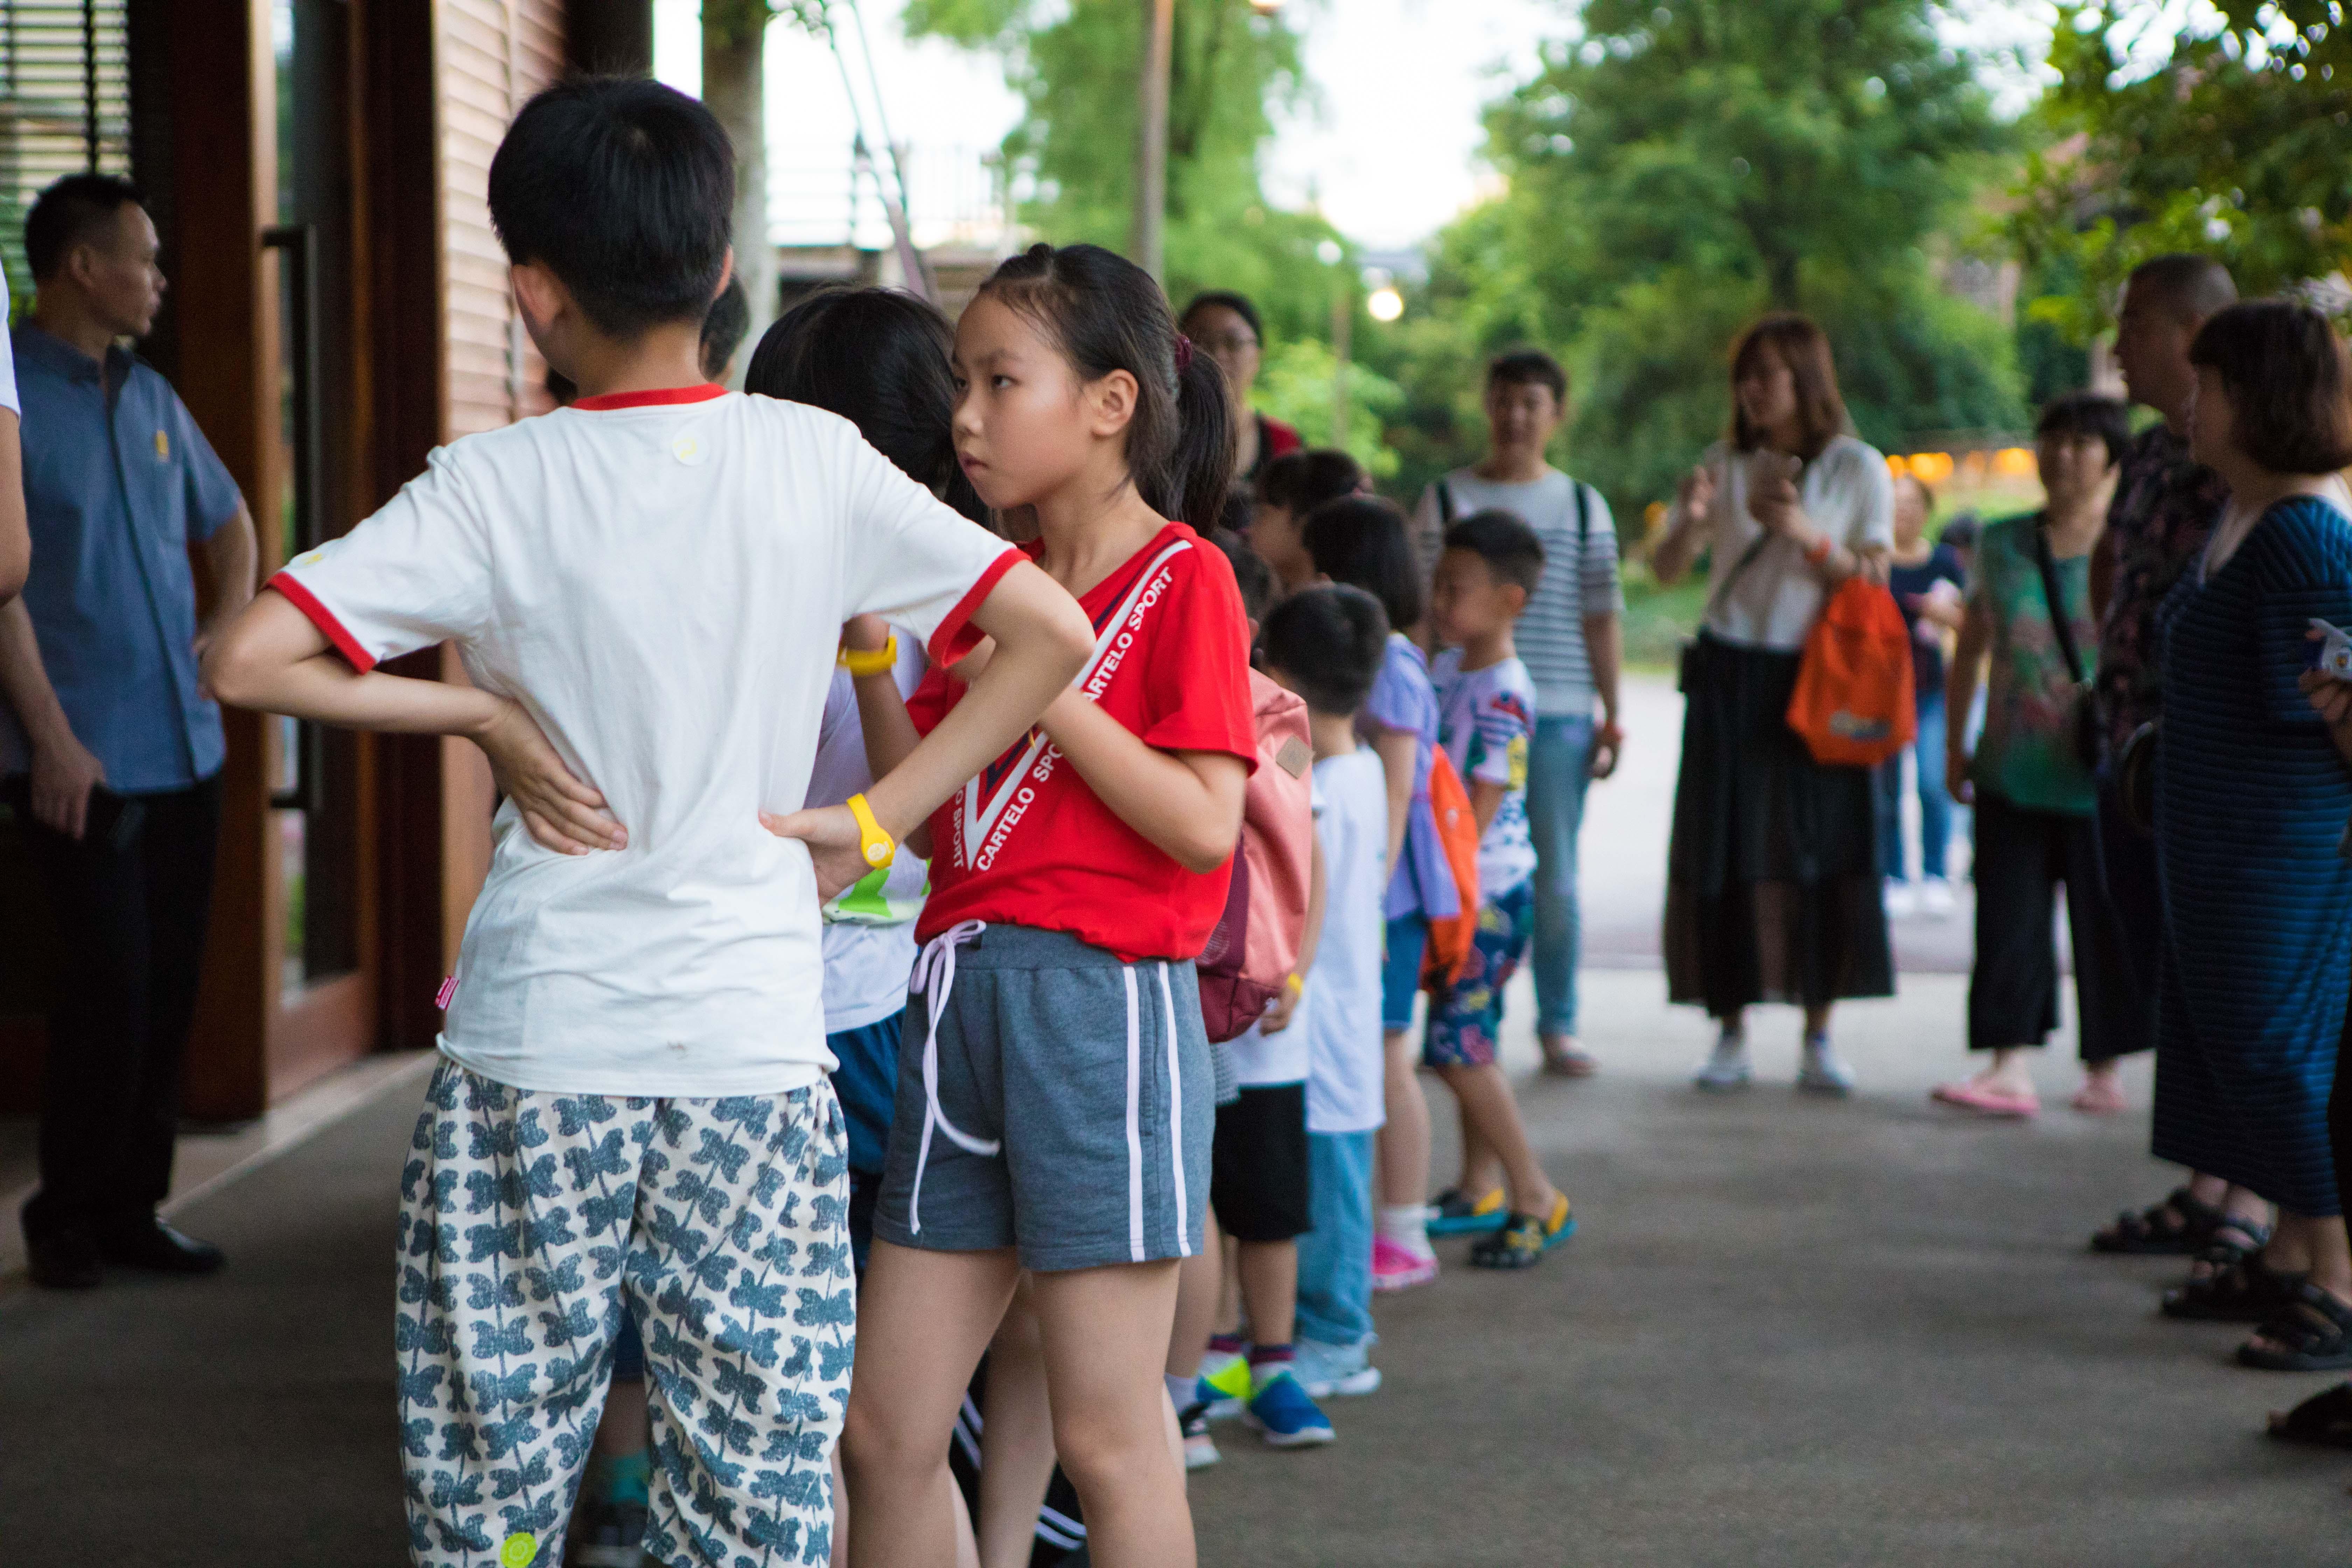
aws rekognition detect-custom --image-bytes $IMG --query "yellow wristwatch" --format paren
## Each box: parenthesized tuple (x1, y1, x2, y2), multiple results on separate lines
(838, 634, 898, 678)
(845, 792, 895, 869)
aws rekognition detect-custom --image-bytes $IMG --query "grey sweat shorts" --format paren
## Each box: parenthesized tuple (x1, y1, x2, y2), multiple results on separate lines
(874, 922, 1213, 1273)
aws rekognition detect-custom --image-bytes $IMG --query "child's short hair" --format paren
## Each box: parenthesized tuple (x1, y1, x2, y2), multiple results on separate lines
(1214, 531, 1280, 626)
(1303, 496, 1424, 634)
(1487, 348, 1568, 406)
(488, 78, 734, 340)
(1261, 585, 1389, 718)
(701, 276, 751, 383)
(1258, 448, 1365, 516)
(1442, 509, 1546, 597)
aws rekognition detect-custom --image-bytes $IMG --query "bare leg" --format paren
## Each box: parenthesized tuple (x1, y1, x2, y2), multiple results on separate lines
(979, 1284, 1059, 1568)
(1454, 1109, 1498, 1198)
(1803, 1004, 1832, 1037)
(592, 1378, 648, 1457)
(1431, 1062, 1558, 1217)
(1376, 1029, 1432, 1209)
(1213, 1230, 1242, 1336)
(1964, 1046, 2038, 1097)
(1234, 1240, 1297, 1349)
(1030, 1261, 1195, 1568)
(844, 1242, 1021, 1568)
(1165, 1209, 1222, 1382)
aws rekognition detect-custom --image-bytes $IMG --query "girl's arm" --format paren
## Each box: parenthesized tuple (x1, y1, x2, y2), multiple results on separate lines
(1370, 728, 1416, 883)
(1943, 595, 1991, 806)
(1031, 687, 1247, 872)
(844, 614, 933, 858)
(1259, 832, 1325, 1035)
(204, 590, 625, 855)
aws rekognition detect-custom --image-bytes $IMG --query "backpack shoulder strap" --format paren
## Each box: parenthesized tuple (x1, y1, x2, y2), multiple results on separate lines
(1436, 479, 1456, 526)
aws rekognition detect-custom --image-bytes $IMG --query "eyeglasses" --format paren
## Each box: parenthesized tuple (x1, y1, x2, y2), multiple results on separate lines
(1197, 332, 1260, 353)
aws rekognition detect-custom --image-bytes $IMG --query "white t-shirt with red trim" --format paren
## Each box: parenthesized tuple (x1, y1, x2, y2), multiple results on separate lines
(907, 520, 1258, 963)
(272, 385, 1017, 1096)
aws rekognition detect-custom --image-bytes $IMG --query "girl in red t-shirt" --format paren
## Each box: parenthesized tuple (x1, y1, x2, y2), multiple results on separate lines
(828, 243, 1256, 1568)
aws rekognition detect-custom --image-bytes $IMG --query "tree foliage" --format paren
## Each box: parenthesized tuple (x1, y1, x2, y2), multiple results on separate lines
(2011, 1, 2352, 340)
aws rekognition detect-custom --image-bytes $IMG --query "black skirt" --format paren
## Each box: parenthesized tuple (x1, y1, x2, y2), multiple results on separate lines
(1665, 631, 1894, 1015)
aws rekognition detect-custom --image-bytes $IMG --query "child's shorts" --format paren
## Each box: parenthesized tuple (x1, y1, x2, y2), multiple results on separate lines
(1210, 1082, 1311, 1242)
(1423, 880, 1535, 1069)
(875, 922, 1212, 1273)
(1380, 912, 1429, 1032)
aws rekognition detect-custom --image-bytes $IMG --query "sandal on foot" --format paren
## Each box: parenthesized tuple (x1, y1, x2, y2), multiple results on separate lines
(2069, 1078, 2128, 1115)
(2239, 1284, 2352, 1372)
(1427, 1185, 1509, 1237)
(1930, 1080, 2040, 1118)
(2092, 1186, 2226, 1256)
(1541, 1040, 1599, 1078)
(2269, 1382, 2352, 1449)
(2160, 1222, 2289, 1322)
(1469, 1193, 1574, 1270)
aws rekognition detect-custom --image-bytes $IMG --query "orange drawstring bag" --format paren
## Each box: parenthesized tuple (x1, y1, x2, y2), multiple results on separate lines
(1785, 577, 1916, 768)
(1418, 747, 1484, 991)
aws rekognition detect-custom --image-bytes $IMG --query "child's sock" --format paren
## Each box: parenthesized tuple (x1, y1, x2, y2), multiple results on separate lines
(1379, 1203, 1435, 1260)
(1248, 1343, 1296, 1392)
(1207, 1332, 1247, 1359)
(582, 1449, 651, 1508)
(1165, 1371, 1196, 1409)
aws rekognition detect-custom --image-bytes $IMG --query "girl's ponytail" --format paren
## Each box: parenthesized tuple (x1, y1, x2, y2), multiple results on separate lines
(976, 242, 1233, 533)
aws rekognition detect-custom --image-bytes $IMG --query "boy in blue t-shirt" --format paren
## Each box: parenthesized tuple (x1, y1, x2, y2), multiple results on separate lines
(1425, 511, 1575, 1270)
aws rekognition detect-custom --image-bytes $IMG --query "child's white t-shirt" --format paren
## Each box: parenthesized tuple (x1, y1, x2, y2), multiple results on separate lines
(273, 387, 1016, 1097)
(1432, 648, 1539, 899)
(1303, 747, 1389, 1134)
(806, 631, 930, 1035)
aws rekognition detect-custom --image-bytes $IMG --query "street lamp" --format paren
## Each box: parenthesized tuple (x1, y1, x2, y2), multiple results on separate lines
(1133, 0, 1283, 281)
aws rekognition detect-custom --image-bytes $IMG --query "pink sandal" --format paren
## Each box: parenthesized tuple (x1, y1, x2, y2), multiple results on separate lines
(1930, 1080, 2041, 1119)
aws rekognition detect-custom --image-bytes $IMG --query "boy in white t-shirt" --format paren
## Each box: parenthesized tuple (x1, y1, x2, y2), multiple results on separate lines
(1426, 511, 1576, 1272)
(202, 79, 1089, 1568)
(1258, 584, 1394, 1401)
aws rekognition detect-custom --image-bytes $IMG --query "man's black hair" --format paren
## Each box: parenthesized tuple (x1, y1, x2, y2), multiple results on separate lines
(1442, 509, 1546, 597)
(2126, 253, 2237, 325)
(488, 77, 734, 339)
(25, 172, 144, 282)
(1303, 495, 1424, 633)
(2034, 392, 2134, 472)
(700, 276, 751, 382)
(1261, 584, 1389, 718)
(1214, 530, 1280, 626)
(1487, 347, 1568, 406)
(1178, 289, 1264, 346)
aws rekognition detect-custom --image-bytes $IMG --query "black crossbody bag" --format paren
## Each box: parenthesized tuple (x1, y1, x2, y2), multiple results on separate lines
(2031, 522, 2106, 772)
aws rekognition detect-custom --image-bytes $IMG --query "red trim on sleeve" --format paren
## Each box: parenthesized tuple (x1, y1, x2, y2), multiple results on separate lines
(925, 548, 1025, 668)
(268, 573, 378, 674)
(569, 384, 729, 411)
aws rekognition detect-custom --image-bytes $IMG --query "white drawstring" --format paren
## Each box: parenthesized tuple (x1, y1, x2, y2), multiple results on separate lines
(907, 920, 996, 1236)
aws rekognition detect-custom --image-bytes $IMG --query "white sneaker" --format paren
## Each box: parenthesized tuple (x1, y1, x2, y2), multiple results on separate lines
(1882, 879, 1917, 918)
(1797, 1037, 1857, 1097)
(1918, 876, 1956, 918)
(1293, 1336, 1383, 1399)
(1693, 1033, 1753, 1093)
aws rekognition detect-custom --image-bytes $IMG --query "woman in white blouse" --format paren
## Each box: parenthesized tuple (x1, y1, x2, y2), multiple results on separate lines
(1651, 315, 1896, 1094)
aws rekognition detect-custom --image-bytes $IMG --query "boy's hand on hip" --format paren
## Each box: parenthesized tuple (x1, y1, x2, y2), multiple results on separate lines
(475, 698, 626, 856)
(761, 803, 867, 902)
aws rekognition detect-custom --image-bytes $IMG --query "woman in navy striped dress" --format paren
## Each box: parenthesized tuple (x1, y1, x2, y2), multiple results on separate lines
(2150, 301, 2352, 1373)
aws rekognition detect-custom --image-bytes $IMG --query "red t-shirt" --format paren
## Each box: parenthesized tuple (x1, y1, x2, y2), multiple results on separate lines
(908, 521, 1259, 961)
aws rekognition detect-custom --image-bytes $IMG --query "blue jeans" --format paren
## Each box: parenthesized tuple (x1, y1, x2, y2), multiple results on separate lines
(1873, 688, 1951, 881)
(1526, 715, 1595, 1038)
(1295, 1129, 1377, 1348)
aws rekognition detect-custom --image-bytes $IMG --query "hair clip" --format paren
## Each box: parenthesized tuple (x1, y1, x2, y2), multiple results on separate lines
(1174, 334, 1194, 373)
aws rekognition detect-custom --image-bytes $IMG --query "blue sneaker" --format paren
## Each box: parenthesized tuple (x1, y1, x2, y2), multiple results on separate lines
(1241, 1364, 1334, 1448)
(1195, 1347, 1251, 1421)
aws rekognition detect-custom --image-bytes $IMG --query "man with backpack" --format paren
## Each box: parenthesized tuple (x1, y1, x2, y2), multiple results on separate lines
(1412, 349, 1625, 1082)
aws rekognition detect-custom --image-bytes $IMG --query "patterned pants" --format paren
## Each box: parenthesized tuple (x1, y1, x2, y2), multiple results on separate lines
(397, 1058, 852, 1568)
(1421, 879, 1535, 1069)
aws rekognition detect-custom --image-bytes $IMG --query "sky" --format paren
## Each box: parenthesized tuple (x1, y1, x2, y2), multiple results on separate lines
(653, 0, 2061, 254)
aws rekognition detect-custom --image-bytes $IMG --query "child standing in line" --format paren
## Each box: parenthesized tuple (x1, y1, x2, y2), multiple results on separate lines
(1426, 511, 1575, 1269)
(1302, 496, 1450, 1293)
(1249, 448, 1366, 596)
(203, 80, 1091, 1568)
(829, 243, 1256, 1568)
(1258, 585, 1396, 1400)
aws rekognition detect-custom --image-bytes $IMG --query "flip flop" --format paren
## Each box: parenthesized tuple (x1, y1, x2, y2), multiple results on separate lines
(2070, 1080, 2128, 1115)
(2270, 1382, 2352, 1449)
(1930, 1081, 2041, 1118)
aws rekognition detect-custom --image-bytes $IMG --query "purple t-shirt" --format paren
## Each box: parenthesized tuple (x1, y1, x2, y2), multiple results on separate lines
(1354, 634, 1460, 922)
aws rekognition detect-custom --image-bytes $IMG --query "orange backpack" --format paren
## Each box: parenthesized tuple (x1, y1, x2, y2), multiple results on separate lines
(1418, 746, 1483, 991)
(1785, 577, 1917, 768)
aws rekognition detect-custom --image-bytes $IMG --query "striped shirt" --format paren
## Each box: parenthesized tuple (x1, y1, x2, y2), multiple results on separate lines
(1413, 467, 1625, 717)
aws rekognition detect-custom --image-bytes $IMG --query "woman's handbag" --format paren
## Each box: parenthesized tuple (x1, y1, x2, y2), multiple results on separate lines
(1785, 576, 1917, 768)
(2115, 719, 2160, 836)
(2032, 523, 2106, 771)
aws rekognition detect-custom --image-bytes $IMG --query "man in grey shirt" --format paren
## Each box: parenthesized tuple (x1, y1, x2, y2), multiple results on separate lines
(1413, 349, 1624, 1076)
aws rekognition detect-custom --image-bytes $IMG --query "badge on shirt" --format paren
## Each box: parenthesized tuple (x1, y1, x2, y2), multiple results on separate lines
(671, 431, 708, 467)
(154, 428, 169, 461)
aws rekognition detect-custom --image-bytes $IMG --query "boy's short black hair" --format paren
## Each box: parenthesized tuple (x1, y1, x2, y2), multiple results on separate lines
(1303, 496, 1424, 634)
(1487, 347, 1568, 406)
(700, 276, 751, 382)
(488, 77, 734, 339)
(1258, 448, 1364, 515)
(1261, 584, 1390, 718)
(1442, 509, 1546, 597)
(25, 172, 143, 282)
(1213, 530, 1280, 626)
(2034, 392, 2133, 471)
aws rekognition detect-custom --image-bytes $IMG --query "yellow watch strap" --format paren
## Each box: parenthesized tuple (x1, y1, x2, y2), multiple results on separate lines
(838, 634, 899, 678)
(845, 792, 895, 869)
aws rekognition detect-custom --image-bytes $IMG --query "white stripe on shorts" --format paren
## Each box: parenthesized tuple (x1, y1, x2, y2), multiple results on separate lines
(1157, 961, 1190, 1258)
(1122, 964, 1145, 1263)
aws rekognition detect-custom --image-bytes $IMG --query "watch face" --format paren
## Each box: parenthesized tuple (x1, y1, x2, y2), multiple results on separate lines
(866, 843, 890, 866)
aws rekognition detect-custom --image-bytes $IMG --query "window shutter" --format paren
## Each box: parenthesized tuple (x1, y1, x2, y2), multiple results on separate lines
(0, 1, 132, 302)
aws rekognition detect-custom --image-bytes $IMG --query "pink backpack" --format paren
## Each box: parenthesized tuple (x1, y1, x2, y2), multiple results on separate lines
(1197, 671, 1315, 1042)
